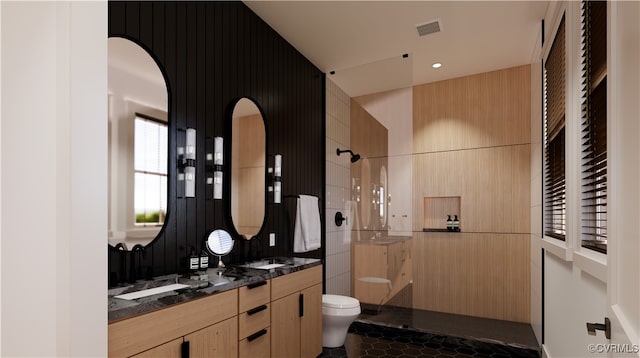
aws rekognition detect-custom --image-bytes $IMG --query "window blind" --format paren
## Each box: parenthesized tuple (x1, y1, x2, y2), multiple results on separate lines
(580, 0, 607, 253)
(544, 15, 566, 240)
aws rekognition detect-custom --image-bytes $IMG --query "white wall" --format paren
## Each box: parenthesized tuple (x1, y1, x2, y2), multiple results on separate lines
(607, 0, 640, 349)
(544, 253, 608, 357)
(325, 79, 352, 296)
(540, 1, 640, 356)
(1, 2, 107, 356)
(539, 3, 609, 357)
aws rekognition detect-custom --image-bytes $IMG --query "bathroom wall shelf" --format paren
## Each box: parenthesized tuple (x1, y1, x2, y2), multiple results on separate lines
(422, 228, 462, 233)
(423, 196, 461, 232)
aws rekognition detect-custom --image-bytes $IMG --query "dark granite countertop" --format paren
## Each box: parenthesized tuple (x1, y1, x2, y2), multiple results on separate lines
(108, 257, 321, 323)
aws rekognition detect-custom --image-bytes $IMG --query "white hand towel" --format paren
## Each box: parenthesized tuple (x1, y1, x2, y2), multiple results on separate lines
(293, 195, 321, 253)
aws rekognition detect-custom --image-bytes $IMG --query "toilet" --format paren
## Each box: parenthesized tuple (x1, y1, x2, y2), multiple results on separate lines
(322, 294, 361, 348)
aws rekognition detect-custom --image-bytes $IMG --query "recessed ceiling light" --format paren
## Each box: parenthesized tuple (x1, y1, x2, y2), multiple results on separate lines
(432, 63, 442, 69)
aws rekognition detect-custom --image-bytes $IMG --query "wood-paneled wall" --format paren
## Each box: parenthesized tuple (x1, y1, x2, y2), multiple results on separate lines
(350, 99, 388, 232)
(108, 1, 325, 285)
(412, 65, 531, 322)
(413, 65, 531, 153)
(413, 232, 530, 323)
(413, 144, 531, 233)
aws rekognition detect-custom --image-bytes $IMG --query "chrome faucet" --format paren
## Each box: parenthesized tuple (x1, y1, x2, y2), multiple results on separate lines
(129, 244, 145, 283)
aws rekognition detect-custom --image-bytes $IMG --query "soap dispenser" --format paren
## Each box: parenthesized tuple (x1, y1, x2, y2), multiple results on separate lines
(189, 249, 199, 272)
(199, 250, 209, 270)
(446, 215, 453, 231)
(453, 215, 460, 232)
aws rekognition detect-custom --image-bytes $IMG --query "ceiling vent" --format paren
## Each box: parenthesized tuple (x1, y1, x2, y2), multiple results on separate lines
(416, 19, 441, 37)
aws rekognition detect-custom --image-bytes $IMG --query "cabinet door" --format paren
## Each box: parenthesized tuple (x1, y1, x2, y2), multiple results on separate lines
(271, 293, 301, 358)
(184, 317, 238, 358)
(353, 244, 389, 304)
(239, 328, 270, 358)
(130, 338, 183, 358)
(387, 242, 402, 282)
(300, 284, 322, 358)
(400, 240, 412, 287)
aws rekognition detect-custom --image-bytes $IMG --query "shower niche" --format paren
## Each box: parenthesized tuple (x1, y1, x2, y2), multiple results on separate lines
(422, 196, 461, 232)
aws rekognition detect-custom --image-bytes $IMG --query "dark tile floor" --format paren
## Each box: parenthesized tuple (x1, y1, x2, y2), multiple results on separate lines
(357, 303, 539, 350)
(321, 300, 540, 358)
(321, 322, 540, 358)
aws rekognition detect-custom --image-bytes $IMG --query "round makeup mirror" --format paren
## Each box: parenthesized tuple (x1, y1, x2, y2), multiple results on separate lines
(206, 229, 235, 268)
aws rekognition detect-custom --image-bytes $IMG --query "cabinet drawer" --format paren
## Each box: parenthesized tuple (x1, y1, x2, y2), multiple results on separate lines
(238, 303, 270, 340)
(239, 327, 270, 358)
(239, 279, 270, 313)
(271, 266, 322, 301)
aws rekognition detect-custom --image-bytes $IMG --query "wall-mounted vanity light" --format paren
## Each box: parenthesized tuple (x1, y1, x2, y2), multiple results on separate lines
(206, 137, 224, 200)
(274, 154, 282, 204)
(184, 128, 196, 198)
(213, 137, 224, 200)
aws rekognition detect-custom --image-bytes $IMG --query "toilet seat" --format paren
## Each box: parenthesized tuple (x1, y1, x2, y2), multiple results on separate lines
(322, 294, 360, 309)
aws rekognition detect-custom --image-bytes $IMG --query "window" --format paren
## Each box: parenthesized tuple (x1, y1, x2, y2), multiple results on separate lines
(544, 15, 566, 240)
(134, 114, 168, 226)
(580, 0, 607, 253)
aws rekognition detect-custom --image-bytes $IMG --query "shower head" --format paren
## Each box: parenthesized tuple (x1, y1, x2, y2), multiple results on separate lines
(336, 148, 361, 163)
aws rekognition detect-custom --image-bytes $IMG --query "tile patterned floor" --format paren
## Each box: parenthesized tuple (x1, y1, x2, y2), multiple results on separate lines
(357, 303, 539, 350)
(321, 322, 540, 358)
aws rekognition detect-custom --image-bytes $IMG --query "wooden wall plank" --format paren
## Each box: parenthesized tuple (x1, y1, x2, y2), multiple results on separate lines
(350, 100, 388, 233)
(412, 144, 531, 233)
(412, 232, 531, 323)
(408, 65, 532, 322)
(413, 65, 531, 153)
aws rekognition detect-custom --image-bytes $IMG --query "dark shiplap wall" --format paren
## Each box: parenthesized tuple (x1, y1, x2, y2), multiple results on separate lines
(108, 1, 325, 285)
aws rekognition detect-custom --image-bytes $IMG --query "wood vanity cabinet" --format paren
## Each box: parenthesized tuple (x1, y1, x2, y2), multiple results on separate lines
(109, 265, 324, 358)
(270, 265, 323, 358)
(353, 240, 412, 305)
(238, 280, 271, 358)
(108, 289, 238, 358)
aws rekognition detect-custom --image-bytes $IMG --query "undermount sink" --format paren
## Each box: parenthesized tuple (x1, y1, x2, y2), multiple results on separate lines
(237, 258, 292, 270)
(235, 257, 321, 271)
(114, 283, 191, 300)
(254, 263, 286, 270)
(370, 240, 394, 245)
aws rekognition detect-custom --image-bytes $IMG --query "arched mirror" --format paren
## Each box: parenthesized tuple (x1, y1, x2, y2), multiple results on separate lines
(231, 98, 266, 239)
(379, 165, 388, 229)
(108, 37, 169, 249)
(360, 158, 371, 230)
